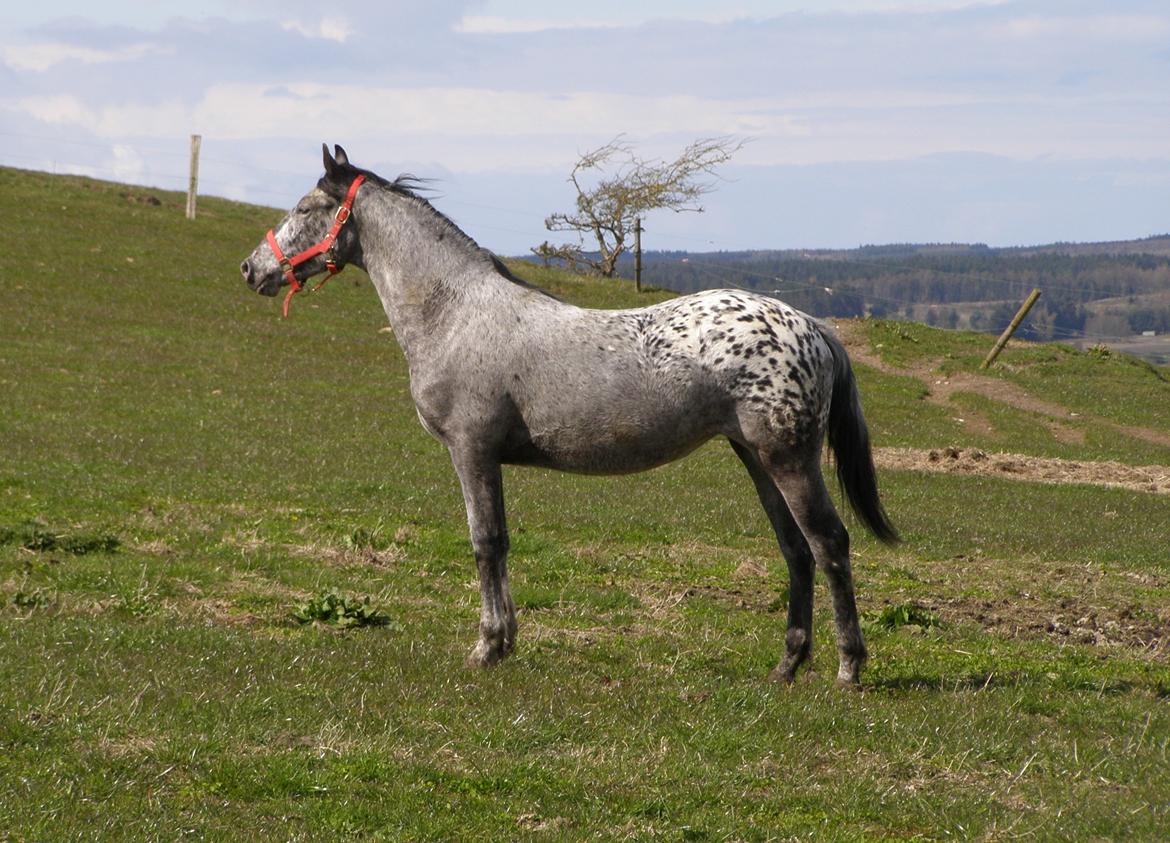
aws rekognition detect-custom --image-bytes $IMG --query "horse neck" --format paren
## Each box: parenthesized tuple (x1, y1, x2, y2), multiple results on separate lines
(354, 186, 510, 357)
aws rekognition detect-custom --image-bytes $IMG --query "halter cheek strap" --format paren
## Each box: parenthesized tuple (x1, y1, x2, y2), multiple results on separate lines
(265, 174, 366, 318)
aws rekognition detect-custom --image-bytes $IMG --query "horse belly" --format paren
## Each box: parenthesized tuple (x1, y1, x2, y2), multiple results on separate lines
(506, 386, 725, 475)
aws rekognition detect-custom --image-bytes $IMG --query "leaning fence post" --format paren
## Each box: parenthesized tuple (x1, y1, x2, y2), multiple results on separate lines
(186, 134, 202, 220)
(980, 288, 1042, 370)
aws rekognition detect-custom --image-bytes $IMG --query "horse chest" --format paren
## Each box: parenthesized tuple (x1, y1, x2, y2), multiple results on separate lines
(407, 366, 513, 445)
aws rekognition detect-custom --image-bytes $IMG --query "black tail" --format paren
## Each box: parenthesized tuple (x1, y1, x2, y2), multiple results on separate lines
(817, 325, 899, 545)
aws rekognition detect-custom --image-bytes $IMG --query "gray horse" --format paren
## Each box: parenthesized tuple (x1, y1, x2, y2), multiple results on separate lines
(241, 145, 898, 686)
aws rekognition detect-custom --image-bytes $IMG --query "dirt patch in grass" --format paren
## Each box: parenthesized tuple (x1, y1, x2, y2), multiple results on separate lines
(97, 734, 160, 759)
(684, 582, 779, 613)
(129, 539, 176, 555)
(192, 598, 264, 628)
(881, 550, 1170, 661)
(628, 577, 779, 619)
(875, 446, 1170, 495)
(516, 813, 570, 834)
(919, 593, 1169, 660)
(290, 541, 405, 567)
(834, 320, 1170, 449)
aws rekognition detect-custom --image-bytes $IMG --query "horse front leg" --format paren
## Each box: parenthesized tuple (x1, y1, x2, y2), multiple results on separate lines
(451, 451, 517, 668)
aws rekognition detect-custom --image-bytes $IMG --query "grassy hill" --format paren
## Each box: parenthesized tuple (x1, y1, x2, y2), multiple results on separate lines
(1, 166, 1168, 840)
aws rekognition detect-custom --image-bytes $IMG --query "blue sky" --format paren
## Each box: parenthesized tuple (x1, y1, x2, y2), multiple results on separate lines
(2, 1, 1169, 254)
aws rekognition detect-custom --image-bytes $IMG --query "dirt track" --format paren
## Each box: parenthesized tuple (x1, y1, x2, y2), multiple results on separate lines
(832, 320, 1170, 494)
(874, 446, 1170, 495)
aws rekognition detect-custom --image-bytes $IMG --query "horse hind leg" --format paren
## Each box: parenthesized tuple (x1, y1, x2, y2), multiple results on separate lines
(760, 448, 867, 687)
(729, 440, 815, 683)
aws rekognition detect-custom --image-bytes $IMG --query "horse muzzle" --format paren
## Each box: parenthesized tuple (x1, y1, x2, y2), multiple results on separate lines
(240, 259, 280, 297)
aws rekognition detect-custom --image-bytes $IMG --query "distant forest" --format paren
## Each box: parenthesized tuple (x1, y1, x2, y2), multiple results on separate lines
(561, 237, 1170, 343)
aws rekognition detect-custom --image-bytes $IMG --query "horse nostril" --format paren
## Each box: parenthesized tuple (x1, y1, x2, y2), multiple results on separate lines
(240, 260, 253, 283)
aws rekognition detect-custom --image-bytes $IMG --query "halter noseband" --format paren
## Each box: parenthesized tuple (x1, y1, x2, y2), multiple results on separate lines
(265, 174, 366, 318)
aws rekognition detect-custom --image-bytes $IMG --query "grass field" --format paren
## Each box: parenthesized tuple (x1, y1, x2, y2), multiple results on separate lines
(2, 166, 1168, 841)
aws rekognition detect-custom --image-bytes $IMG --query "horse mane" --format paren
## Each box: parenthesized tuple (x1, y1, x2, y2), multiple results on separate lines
(340, 166, 556, 299)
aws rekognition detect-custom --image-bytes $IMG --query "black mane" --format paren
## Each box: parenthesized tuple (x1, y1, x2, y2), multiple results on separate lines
(333, 166, 554, 297)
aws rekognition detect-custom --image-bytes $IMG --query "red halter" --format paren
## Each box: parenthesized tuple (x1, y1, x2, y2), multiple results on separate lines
(265, 174, 366, 317)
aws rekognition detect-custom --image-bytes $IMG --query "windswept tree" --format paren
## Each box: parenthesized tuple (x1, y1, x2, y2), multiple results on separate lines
(534, 136, 744, 278)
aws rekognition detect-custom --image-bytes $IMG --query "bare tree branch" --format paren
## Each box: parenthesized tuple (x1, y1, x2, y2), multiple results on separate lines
(539, 136, 746, 278)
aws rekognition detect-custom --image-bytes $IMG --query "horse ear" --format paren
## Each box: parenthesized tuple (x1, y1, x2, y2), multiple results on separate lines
(323, 143, 338, 176)
(334, 145, 350, 167)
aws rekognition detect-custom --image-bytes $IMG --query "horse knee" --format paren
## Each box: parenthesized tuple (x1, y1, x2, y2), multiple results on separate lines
(472, 527, 509, 565)
(814, 523, 850, 577)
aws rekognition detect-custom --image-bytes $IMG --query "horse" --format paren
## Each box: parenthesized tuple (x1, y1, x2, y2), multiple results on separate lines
(240, 145, 898, 686)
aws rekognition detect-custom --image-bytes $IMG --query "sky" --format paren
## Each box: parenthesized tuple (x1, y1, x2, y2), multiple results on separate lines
(2, 0, 1169, 254)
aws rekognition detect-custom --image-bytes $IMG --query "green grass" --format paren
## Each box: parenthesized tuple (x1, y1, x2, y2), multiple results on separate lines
(992, 342, 1170, 433)
(855, 318, 1170, 465)
(851, 364, 969, 449)
(946, 391, 1170, 465)
(2, 166, 1169, 840)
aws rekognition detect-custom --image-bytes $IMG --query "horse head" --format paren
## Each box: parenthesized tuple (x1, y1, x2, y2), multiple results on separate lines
(240, 144, 366, 313)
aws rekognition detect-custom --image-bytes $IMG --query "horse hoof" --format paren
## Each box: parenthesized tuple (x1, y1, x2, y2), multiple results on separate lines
(769, 665, 818, 685)
(466, 636, 515, 668)
(768, 666, 796, 684)
(769, 657, 819, 684)
(465, 642, 504, 669)
(833, 676, 863, 691)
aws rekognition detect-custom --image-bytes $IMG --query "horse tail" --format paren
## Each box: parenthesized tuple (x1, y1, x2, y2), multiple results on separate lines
(816, 324, 900, 545)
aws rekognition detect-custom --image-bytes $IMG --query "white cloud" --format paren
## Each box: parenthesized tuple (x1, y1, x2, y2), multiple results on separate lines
(279, 17, 353, 43)
(456, 16, 626, 34)
(1001, 13, 1170, 40)
(109, 144, 146, 183)
(1, 41, 168, 72)
(456, 1, 1016, 32)
(2, 1, 1168, 252)
(7, 84, 810, 169)
(15, 94, 92, 125)
(9, 78, 1167, 175)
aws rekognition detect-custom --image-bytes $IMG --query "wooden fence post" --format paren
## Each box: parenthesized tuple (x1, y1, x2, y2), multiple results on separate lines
(980, 288, 1042, 370)
(186, 134, 202, 220)
(633, 217, 642, 293)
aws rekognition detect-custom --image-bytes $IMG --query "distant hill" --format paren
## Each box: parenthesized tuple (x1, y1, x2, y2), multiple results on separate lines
(519, 234, 1170, 360)
(1001, 234, 1170, 258)
(675, 234, 1170, 261)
